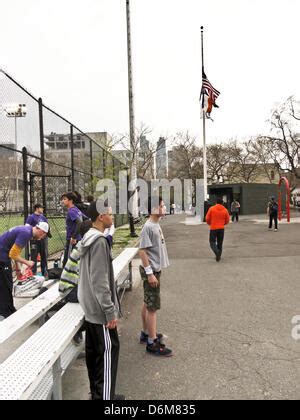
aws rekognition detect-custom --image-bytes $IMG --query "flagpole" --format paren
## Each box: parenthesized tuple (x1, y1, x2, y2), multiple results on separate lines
(201, 26, 208, 201)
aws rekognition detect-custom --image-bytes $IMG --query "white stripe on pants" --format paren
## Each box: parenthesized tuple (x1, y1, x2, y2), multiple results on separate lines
(103, 325, 112, 400)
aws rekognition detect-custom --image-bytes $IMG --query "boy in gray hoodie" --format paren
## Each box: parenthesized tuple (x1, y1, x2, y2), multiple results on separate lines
(78, 201, 122, 401)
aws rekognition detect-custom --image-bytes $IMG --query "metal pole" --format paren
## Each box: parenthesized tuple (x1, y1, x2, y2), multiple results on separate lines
(287, 184, 291, 223)
(90, 139, 94, 194)
(70, 125, 75, 191)
(14, 116, 17, 146)
(22, 147, 29, 259)
(113, 158, 118, 218)
(112, 158, 115, 181)
(29, 174, 34, 214)
(15, 116, 19, 211)
(22, 147, 29, 223)
(101, 148, 105, 178)
(126, 0, 137, 237)
(38, 98, 47, 213)
(201, 26, 208, 201)
(202, 110, 208, 200)
(126, 0, 136, 153)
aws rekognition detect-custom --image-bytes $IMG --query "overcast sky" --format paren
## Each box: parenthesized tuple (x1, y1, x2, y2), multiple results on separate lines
(1, 0, 300, 148)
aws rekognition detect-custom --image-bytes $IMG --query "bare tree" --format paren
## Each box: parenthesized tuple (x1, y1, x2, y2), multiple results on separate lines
(257, 97, 300, 190)
(251, 137, 281, 183)
(109, 123, 156, 181)
(206, 140, 249, 183)
(169, 132, 202, 181)
(287, 96, 300, 121)
(0, 177, 12, 212)
(0, 159, 22, 212)
(230, 139, 263, 183)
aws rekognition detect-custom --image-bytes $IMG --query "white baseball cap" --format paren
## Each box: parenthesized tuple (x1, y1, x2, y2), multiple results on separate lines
(36, 221, 49, 233)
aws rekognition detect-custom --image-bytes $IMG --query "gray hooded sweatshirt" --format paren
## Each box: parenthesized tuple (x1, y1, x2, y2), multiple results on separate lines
(78, 228, 120, 325)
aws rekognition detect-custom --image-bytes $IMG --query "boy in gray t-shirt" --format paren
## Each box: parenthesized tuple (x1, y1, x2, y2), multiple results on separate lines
(139, 197, 172, 357)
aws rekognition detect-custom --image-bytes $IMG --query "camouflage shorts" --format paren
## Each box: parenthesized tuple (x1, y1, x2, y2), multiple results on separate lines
(139, 266, 161, 311)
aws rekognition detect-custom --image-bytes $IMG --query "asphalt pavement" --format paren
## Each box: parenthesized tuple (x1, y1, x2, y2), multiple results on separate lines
(62, 213, 300, 400)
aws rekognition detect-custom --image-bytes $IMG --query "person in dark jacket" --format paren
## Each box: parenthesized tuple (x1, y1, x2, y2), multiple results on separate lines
(61, 192, 84, 267)
(230, 199, 240, 223)
(267, 196, 278, 231)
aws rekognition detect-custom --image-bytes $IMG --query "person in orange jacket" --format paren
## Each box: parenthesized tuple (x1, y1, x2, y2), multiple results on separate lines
(205, 197, 230, 262)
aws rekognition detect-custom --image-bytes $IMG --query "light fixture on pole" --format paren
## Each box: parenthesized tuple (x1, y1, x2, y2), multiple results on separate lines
(4, 103, 27, 211)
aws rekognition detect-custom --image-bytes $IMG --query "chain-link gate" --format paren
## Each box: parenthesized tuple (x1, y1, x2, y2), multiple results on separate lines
(28, 172, 71, 258)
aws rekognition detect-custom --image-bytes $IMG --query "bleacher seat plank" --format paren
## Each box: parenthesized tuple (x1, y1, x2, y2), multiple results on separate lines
(113, 247, 138, 278)
(0, 283, 63, 344)
(0, 303, 84, 400)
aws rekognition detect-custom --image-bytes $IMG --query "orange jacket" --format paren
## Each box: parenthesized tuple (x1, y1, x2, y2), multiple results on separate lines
(206, 204, 230, 230)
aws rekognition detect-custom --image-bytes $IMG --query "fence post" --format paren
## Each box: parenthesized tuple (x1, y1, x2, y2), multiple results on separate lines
(22, 147, 29, 259)
(113, 159, 119, 216)
(90, 139, 94, 194)
(70, 125, 75, 192)
(29, 174, 34, 214)
(112, 157, 115, 180)
(22, 147, 29, 223)
(103, 148, 106, 178)
(38, 98, 47, 213)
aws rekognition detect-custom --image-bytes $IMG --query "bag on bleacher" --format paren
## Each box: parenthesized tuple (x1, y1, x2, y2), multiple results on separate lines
(47, 267, 63, 280)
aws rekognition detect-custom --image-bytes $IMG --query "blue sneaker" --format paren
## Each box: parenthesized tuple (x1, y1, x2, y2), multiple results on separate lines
(146, 340, 173, 357)
(139, 331, 163, 344)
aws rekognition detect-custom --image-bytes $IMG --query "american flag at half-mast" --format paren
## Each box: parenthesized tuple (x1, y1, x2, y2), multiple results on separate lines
(200, 71, 220, 118)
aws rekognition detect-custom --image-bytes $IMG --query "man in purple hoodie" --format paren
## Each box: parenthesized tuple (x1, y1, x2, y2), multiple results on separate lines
(0, 222, 48, 319)
(61, 192, 84, 267)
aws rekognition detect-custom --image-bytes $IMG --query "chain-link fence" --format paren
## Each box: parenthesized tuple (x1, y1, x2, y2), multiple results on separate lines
(0, 69, 128, 258)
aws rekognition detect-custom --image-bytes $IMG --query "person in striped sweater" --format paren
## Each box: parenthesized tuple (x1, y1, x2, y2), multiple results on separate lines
(59, 220, 115, 302)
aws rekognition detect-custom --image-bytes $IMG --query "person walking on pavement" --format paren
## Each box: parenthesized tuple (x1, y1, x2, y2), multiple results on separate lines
(267, 196, 279, 231)
(206, 197, 230, 262)
(139, 196, 172, 357)
(0, 222, 49, 319)
(26, 204, 51, 278)
(231, 199, 240, 222)
(78, 201, 124, 400)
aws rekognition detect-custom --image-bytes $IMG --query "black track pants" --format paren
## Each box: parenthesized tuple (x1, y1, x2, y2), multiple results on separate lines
(85, 321, 120, 400)
(0, 262, 16, 319)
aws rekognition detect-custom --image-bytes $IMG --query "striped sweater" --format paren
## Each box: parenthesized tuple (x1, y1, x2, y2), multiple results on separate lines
(59, 243, 81, 293)
(59, 234, 113, 293)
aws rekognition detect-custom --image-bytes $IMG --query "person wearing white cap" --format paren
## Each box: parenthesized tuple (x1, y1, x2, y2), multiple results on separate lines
(0, 222, 48, 319)
(26, 204, 51, 277)
(36, 222, 49, 234)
